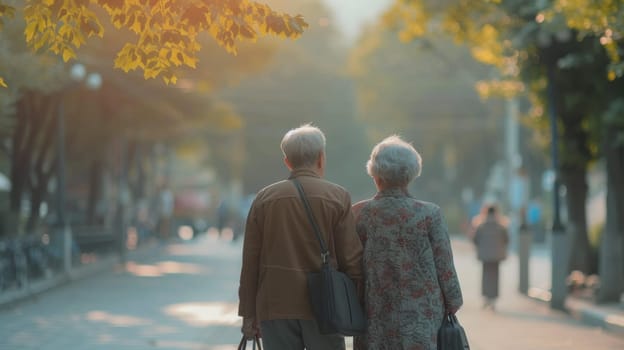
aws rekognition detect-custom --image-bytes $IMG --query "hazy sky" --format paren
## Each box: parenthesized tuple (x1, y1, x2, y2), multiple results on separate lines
(321, 0, 393, 41)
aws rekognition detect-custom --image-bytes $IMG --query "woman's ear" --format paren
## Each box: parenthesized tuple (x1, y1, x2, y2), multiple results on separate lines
(373, 176, 383, 190)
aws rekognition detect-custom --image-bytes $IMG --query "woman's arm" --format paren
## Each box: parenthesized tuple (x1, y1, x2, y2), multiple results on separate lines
(429, 205, 464, 314)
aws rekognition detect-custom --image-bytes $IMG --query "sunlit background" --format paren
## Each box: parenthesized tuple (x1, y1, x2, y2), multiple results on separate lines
(1, 0, 623, 349)
(0, 0, 566, 246)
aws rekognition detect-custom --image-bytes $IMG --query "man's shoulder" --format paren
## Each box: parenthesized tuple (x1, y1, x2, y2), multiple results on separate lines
(255, 177, 350, 205)
(311, 179, 353, 205)
(260, 179, 290, 191)
(316, 178, 349, 194)
(255, 179, 292, 199)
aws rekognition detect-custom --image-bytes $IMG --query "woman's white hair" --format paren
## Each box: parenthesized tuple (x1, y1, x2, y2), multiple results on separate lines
(366, 135, 422, 187)
(280, 123, 326, 168)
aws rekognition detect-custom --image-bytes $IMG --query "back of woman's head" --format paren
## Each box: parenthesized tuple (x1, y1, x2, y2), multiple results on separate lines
(366, 135, 422, 188)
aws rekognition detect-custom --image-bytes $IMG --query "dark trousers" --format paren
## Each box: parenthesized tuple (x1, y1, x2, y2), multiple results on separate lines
(260, 319, 345, 350)
(482, 261, 500, 299)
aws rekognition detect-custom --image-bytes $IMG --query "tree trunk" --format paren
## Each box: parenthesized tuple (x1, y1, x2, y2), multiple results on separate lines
(8, 92, 60, 237)
(9, 95, 33, 214)
(134, 143, 146, 200)
(26, 188, 43, 233)
(561, 163, 593, 274)
(86, 159, 103, 225)
(125, 140, 139, 199)
(597, 126, 624, 303)
(25, 97, 57, 234)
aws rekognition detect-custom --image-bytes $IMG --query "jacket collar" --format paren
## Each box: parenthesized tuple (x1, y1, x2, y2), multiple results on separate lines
(288, 168, 321, 179)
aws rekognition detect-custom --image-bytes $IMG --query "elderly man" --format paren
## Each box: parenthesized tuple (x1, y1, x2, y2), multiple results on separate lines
(238, 124, 363, 350)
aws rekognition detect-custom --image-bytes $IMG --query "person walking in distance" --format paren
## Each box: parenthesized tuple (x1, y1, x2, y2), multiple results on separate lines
(238, 124, 363, 349)
(352, 135, 463, 350)
(472, 204, 509, 311)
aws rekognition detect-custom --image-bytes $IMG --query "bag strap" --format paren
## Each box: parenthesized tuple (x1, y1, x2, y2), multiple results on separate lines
(291, 178, 330, 264)
(238, 336, 262, 350)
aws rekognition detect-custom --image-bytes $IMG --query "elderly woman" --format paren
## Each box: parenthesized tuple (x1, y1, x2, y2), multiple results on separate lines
(352, 135, 463, 350)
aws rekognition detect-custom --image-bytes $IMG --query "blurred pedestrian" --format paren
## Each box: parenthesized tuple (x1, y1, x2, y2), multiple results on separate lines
(527, 198, 545, 243)
(216, 199, 229, 236)
(352, 135, 463, 350)
(238, 124, 363, 349)
(157, 184, 174, 240)
(472, 204, 509, 311)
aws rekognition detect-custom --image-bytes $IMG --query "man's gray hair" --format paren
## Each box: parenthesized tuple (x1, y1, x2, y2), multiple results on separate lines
(281, 124, 326, 168)
(366, 135, 422, 187)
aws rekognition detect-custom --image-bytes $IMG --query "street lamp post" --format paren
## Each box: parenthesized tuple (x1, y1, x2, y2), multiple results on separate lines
(536, 15, 570, 310)
(56, 85, 70, 274)
(546, 61, 568, 311)
(56, 63, 101, 275)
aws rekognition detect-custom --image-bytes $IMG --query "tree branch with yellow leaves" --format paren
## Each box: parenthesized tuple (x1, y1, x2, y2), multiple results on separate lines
(0, 0, 308, 85)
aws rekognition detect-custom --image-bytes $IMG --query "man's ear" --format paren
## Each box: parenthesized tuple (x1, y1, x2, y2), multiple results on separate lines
(316, 152, 326, 177)
(317, 152, 325, 169)
(284, 157, 293, 170)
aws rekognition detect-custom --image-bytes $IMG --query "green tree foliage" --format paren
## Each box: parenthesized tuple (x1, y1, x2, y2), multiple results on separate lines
(547, 0, 624, 79)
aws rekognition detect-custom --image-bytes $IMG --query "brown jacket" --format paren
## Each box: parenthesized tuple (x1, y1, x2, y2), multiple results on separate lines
(238, 169, 363, 321)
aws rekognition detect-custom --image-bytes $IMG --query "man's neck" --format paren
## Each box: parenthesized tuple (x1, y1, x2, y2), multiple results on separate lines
(291, 167, 323, 178)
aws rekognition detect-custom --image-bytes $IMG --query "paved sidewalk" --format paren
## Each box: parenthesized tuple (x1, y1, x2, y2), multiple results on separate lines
(0, 233, 244, 350)
(452, 238, 624, 350)
(0, 233, 623, 349)
(0, 239, 162, 309)
(508, 239, 624, 337)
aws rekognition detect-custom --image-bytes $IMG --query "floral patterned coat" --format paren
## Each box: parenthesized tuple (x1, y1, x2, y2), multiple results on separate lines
(352, 188, 463, 350)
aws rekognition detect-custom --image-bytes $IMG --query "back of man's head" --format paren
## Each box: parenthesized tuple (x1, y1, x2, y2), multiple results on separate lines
(281, 124, 326, 169)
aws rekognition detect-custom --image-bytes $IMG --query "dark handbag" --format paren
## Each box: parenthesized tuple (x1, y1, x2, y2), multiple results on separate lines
(437, 314, 470, 350)
(292, 178, 367, 336)
(238, 335, 262, 350)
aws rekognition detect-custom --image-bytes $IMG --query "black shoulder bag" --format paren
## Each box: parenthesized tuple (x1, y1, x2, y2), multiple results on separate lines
(292, 178, 367, 336)
(437, 314, 470, 350)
